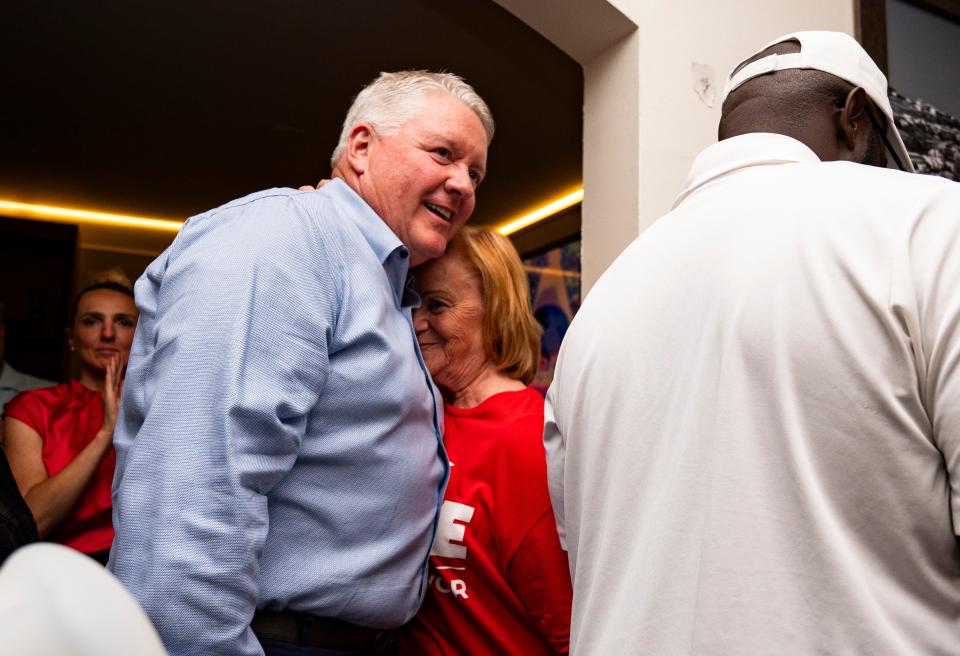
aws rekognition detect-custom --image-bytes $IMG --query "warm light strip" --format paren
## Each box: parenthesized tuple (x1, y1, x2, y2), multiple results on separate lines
(523, 265, 581, 278)
(0, 200, 184, 232)
(2, 188, 585, 238)
(496, 188, 584, 236)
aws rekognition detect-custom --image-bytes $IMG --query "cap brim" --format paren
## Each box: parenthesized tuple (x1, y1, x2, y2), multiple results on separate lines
(886, 122, 915, 173)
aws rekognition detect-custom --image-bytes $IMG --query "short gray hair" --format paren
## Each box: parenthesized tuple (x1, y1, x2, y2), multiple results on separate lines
(330, 70, 495, 168)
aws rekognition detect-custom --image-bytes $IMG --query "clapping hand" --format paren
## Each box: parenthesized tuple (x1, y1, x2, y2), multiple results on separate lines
(99, 353, 123, 439)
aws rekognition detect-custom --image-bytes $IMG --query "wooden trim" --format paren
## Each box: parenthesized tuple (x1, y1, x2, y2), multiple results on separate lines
(856, 0, 889, 75)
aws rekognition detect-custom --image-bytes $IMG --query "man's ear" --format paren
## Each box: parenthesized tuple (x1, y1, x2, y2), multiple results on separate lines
(344, 124, 375, 175)
(837, 86, 869, 152)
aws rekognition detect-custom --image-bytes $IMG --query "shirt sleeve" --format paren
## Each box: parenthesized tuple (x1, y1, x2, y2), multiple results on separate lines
(3, 390, 44, 432)
(497, 400, 572, 653)
(543, 384, 567, 551)
(506, 509, 572, 654)
(109, 195, 340, 656)
(903, 186, 960, 536)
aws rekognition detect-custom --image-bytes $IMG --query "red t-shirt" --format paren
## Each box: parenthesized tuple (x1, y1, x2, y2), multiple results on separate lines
(398, 387, 571, 655)
(3, 381, 114, 553)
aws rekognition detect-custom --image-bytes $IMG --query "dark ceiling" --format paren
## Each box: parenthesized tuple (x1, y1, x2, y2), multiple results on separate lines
(0, 0, 582, 229)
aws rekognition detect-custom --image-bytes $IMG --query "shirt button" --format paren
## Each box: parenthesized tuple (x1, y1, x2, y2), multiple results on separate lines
(399, 248, 409, 259)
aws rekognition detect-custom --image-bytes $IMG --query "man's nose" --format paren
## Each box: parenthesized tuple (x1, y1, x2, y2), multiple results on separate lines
(444, 164, 474, 197)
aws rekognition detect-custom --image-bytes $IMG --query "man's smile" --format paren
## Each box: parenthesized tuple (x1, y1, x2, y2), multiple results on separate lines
(424, 202, 452, 221)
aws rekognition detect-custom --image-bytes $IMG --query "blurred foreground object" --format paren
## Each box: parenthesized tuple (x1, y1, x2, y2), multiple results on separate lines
(0, 542, 164, 655)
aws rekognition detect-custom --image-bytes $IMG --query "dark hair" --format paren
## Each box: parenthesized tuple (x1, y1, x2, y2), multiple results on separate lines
(68, 280, 135, 326)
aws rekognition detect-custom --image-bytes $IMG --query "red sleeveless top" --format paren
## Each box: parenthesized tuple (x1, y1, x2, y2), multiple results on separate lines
(4, 381, 114, 553)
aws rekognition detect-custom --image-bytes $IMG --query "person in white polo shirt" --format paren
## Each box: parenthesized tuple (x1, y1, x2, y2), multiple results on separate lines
(545, 31, 960, 654)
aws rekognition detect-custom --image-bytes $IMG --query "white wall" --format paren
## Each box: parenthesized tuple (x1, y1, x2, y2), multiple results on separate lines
(581, 31, 640, 298)
(496, 0, 856, 291)
(616, 0, 855, 236)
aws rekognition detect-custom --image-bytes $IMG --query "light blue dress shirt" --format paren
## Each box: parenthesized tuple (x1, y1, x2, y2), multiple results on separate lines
(109, 179, 448, 656)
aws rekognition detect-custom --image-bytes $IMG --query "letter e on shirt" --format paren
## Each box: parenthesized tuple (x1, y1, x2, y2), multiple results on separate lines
(431, 501, 475, 559)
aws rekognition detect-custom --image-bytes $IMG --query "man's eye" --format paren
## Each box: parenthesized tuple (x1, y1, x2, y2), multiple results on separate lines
(82, 318, 98, 326)
(469, 170, 482, 185)
(434, 147, 451, 159)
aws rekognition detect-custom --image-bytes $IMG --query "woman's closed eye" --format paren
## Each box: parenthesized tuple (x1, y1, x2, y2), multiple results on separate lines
(426, 298, 449, 314)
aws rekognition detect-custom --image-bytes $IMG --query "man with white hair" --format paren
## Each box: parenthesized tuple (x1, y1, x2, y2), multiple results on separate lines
(109, 71, 492, 655)
(545, 32, 960, 653)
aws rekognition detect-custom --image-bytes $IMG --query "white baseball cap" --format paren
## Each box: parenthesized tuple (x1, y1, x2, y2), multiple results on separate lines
(0, 543, 166, 655)
(722, 30, 914, 172)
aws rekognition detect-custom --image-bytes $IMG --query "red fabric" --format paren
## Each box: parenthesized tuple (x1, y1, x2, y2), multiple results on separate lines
(398, 387, 571, 655)
(3, 381, 114, 553)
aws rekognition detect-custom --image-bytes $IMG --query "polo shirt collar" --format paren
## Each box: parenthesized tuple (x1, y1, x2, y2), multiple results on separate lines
(674, 133, 821, 208)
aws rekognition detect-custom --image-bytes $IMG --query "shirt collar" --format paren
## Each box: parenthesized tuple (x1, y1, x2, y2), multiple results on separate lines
(673, 133, 821, 208)
(323, 178, 409, 265)
(322, 178, 414, 305)
(401, 273, 421, 309)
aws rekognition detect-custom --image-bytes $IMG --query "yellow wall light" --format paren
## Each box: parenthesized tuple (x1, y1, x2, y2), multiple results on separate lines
(523, 264, 581, 278)
(2, 188, 585, 238)
(495, 187, 584, 237)
(0, 200, 184, 233)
